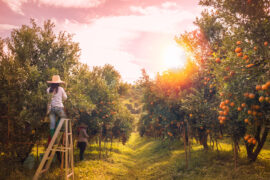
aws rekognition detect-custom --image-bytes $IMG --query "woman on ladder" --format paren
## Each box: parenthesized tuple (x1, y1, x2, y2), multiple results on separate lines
(47, 75, 67, 138)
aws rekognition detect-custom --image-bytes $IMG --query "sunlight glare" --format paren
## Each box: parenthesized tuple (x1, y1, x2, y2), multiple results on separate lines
(162, 43, 187, 71)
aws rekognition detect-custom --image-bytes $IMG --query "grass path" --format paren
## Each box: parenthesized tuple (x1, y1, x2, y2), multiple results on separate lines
(70, 132, 185, 180)
(41, 132, 270, 180)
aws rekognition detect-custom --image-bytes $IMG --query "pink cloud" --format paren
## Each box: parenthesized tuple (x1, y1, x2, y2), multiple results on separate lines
(2, 0, 28, 15)
(2, 0, 105, 15)
(0, 0, 202, 83)
(35, 0, 105, 8)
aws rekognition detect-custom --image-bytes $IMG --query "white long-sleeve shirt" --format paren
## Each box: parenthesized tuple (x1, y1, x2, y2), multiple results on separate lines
(47, 86, 67, 108)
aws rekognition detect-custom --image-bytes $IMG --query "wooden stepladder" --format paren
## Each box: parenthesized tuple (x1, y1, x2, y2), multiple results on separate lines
(33, 118, 74, 180)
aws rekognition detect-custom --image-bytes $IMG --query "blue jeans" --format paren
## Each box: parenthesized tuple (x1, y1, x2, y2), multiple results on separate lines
(49, 106, 66, 130)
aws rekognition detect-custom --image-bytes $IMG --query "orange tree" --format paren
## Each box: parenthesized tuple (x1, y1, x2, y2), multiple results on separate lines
(0, 19, 134, 166)
(138, 59, 199, 141)
(196, 0, 270, 162)
(68, 64, 133, 146)
(0, 20, 80, 162)
(174, 29, 221, 150)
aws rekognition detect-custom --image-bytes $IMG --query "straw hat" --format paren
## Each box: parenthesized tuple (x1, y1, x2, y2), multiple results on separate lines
(47, 75, 65, 84)
(78, 122, 88, 128)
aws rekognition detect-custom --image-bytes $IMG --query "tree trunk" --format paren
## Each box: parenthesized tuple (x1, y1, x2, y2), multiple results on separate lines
(233, 141, 238, 169)
(183, 126, 188, 169)
(246, 127, 269, 162)
(199, 130, 208, 150)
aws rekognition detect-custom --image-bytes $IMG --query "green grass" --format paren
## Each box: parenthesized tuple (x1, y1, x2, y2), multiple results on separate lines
(2, 133, 270, 179)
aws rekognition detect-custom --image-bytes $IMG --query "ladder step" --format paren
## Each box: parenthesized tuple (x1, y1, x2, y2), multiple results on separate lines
(67, 173, 74, 178)
(52, 147, 71, 152)
(41, 168, 48, 174)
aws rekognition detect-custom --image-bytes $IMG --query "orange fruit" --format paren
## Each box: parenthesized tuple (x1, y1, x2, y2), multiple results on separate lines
(246, 64, 254, 68)
(256, 85, 262, 91)
(235, 47, 242, 53)
(249, 93, 255, 99)
(225, 99, 230, 104)
(254, 46, 257, 50)
(266, 81, 270, 87)
(236, 41, 242, 45)
(230, 102, 235, 107)
(259, 96, 265, 102)
(237, 107, 242, 111)
(254, 105, 260, 110)
(241, 103, 246, 107)
(262, 84, 267, 90)
(252, 139, 256, 145)
(224, 76, 230, 81)
(242, 55, 248, 60)
(244, 135, 250, 141)
(189, 114, 193, 117)
(248, 139, 253, 144)
(237, 52, 243, 57)
(264, 41, 268, 46)
(244, 119, 249, 123)
(215, 58, 221, 63)
(244, 93, 249, 97)
(248, 110, 252, 115)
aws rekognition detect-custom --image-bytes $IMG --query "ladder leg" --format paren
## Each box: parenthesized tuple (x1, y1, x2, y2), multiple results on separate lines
(69, 120, 75, 180)
(33, 119, 65, 180)
(65, 120, 68, 180)
(33, 118, 74, 180)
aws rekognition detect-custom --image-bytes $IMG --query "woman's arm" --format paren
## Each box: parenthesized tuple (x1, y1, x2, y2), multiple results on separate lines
(83, 129, 89, 138)
(61, 87, 67, 101)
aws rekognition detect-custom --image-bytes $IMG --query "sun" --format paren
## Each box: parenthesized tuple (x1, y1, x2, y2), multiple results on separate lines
(162, 43, 187, 71)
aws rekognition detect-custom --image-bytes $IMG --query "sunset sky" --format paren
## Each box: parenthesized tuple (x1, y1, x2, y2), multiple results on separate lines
(0, 0, 202, 83)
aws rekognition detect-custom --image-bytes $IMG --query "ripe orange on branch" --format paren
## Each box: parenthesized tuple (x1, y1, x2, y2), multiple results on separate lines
(235, 47, 242, 53)
(259, 96, 265, 102)
(246, 64, 254, 68)
(237, 52, 243, 57)
(249, 93, 255, 99)
(242, 55, 248, 60)
(215, 58, 221, 63)
(236, 41, 242, 45)
(244, 135, 250, 141)
(256, 85, 262, 91)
